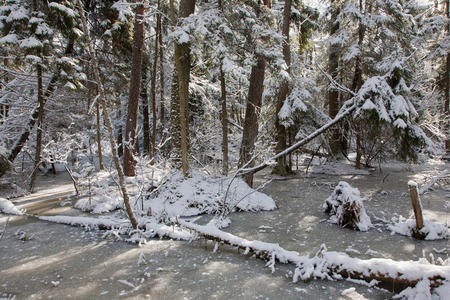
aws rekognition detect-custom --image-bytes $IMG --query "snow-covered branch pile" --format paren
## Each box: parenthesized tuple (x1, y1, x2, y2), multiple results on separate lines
(176, 219, 450, 297)
(419, 170, 450, 195)
(323, 181, 371, 231)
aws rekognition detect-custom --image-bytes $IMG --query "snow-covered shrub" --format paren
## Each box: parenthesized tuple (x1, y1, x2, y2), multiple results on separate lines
(323, 181, 371, 231)
(144, 170, 276, 219)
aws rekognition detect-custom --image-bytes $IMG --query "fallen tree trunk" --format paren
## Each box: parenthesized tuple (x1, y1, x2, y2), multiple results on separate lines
(177, 219, 449, 294)
(238, 102, 358, 177)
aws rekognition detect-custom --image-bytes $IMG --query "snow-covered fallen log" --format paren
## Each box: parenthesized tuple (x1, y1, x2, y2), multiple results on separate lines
(238, 102, 358, 176)
(36, 215, 193, 241)
(176, 219, 450, 295)
(37, 215, 128, 230)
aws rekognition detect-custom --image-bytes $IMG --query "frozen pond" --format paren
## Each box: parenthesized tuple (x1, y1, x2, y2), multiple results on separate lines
(0, 160, 448, 299)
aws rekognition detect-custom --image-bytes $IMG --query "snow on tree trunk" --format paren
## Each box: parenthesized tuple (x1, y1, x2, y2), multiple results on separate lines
(273, 0, 292, 176)
(323, 181, 371, 231)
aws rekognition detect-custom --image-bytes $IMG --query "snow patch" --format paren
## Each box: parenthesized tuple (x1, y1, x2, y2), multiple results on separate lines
(0, 198, 23, 215)
(145, 171, 276, 218)
(389, 218, 449, 240)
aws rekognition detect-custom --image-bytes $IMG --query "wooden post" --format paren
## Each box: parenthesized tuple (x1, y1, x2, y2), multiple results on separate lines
(408, 181, 425, 239)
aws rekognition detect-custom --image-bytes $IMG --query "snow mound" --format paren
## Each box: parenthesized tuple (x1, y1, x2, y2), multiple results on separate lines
(75, 194, 122, 214)
(145, 171, 276, 218)
(323, 181, 371, 231)
(0, 197, 23, 215)
(389, 219, 449, 240)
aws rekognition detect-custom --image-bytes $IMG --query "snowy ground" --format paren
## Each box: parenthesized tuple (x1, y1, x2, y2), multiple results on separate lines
(0, 158, 448, 299)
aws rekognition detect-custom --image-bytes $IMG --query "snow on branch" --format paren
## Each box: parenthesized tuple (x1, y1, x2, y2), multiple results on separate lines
(176, 219, 450, 295)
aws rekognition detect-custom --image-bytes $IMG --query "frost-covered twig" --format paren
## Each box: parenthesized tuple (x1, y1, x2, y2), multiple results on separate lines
(419, 170, 449, 195)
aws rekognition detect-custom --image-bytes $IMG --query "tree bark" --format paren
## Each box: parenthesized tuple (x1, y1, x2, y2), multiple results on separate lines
(220, 66, 229, 175)
(96, 101, 104, 170)
(273, 0, 292, 176)
(352, 0, 365, 169)
(445, 0, 449, 153)
(124, 1, 145, 176)
(29, 64, 44, 193)
(328, 0, 341, 156)
(171, 0, 196, 177)
(239, 55, 266, 187)
(150, 0, 162, 159)
(159, 15, 166, 140)
(76, 0, 138, 229)
(218, 0, 228, 176)
(142, 54, 151, 156)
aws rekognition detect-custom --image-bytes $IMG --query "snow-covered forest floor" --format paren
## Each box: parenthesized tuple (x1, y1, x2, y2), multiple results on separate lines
(0, 157, 449, 299)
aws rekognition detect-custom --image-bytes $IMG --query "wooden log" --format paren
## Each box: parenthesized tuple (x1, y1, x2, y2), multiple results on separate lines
(176, 220, 449, 294)
(408, 181, 426, 239)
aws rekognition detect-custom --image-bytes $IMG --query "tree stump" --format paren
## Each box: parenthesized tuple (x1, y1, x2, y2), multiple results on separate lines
(408, 181, 426, 239)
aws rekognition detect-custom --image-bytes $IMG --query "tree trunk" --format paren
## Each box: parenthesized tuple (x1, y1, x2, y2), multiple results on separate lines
(96, 101, 104, 170)
(328, 0, 341, 156)
(445, 0, 449, 153)
(273, 0, 292, 176)
(150, 0, 162, 159)
(117, 107, 124, 158)
(124, 1, 145, 177)
(239, 55, 266, 187)
(238, 101, 358, 176)
(142, 54, 151, 156)
(159, 14, 166, 140)
(76, 0, 138, 229)
(352, 0, 365, 169)
(171, 0, 196, 177)
(29, 64, 45, 193)
(176, 219, 447, 294)
(218, 0, 228, 176)
(220, 66, 229, 175)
